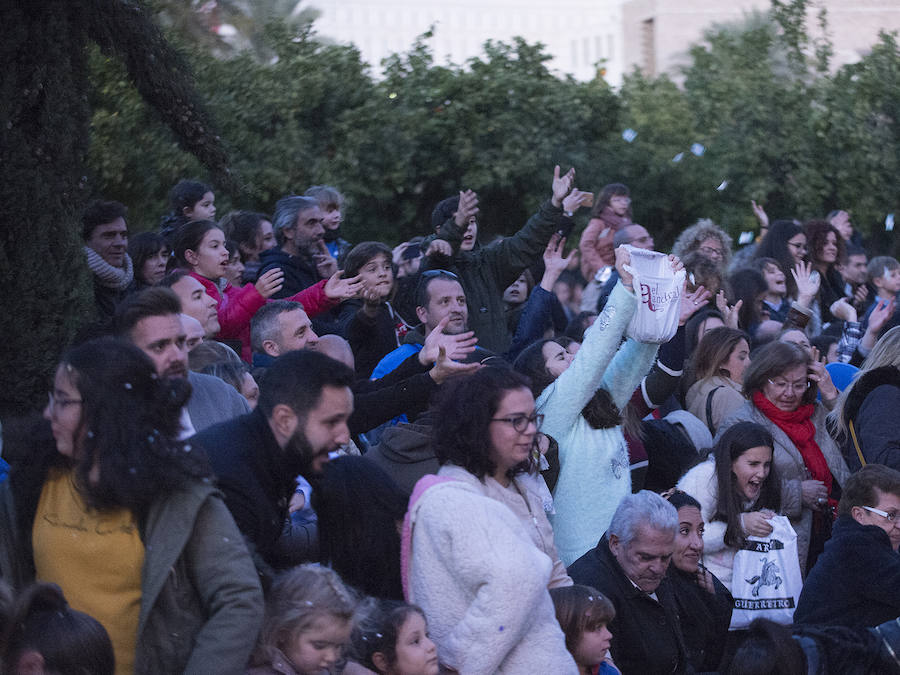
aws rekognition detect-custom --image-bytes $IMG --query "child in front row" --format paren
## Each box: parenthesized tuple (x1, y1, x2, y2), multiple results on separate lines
(551, 585, 621, 675)
(350, 599, 439, 675)
(248, 565, 357, 675)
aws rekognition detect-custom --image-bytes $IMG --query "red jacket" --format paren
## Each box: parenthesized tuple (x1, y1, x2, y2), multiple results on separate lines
(189, 272, 336, 361)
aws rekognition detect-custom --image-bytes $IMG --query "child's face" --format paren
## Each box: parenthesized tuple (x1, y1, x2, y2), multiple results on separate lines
(877, 267, 900, 296)
(575, 624, 613, 668)
(323, 204, 342, 231)
(185, 191, 216, 221)
(283, 615, 351, 675)
(390, 612, 439, 675)
(358, 254, 394, 300)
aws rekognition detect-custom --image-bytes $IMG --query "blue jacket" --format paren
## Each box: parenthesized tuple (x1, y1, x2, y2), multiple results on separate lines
(795, 515, 900, 627)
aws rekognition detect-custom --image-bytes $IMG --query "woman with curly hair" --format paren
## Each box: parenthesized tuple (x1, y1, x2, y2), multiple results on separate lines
(672, 219, 733, 271)
(0, 339, 263, 674)
(804, 219, 847, 326)
(405, 366, 577, 673)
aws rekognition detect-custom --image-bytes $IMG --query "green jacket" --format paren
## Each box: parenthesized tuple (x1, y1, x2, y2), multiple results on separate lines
(0, 473, 264, 674)
(424, 200, 569, 354)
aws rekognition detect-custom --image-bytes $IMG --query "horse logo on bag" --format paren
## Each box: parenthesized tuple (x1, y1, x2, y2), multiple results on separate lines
(745, 557, 783, 597)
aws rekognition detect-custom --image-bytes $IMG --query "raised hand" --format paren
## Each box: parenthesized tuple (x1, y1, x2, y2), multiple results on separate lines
(750, 199, 769, 229)
(679, 284, 712, 326)
(426, 239, 452, 258)
(614, 246, 633, 290)
(869, 298, 896, 335)
(562, 189, 592, 214)
(419, 315, 478, 365)
(829, 297, 857, 323)
(429, 346, 481, 384)
(454, 190, 479, 228)
(313, 240, 338, 279)
(541, 234, 574, 288)
(808, 346, 838, 402)
(551, 165, 575, 207)
(792, 262, 820, 306)
(715, 290, 743, 329)
(255, 268, 284, 299)
(323, 271, 365, 300)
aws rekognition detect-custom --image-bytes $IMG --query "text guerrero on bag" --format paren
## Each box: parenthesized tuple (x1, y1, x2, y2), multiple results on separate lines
(729, 515, 803, 629)
(622, 245, 685, 343)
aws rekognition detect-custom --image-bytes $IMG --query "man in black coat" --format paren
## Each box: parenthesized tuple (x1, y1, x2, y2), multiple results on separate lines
(568, 491, 690, 675)
(796, 464, 900, 627)
(193, 350, 355, 586)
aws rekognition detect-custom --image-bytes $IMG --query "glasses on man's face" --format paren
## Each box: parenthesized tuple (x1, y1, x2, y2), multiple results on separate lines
(861, 505, 900, 524)
(767, 378, 809, 395)
(698, 245, 724, 259)
(490, 412, 544, 433)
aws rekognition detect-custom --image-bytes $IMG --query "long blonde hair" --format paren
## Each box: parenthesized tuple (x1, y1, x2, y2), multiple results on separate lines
(829, 326, 900, 436)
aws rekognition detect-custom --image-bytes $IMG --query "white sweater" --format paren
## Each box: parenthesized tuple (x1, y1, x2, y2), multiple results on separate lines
(408, 480, 577, 674)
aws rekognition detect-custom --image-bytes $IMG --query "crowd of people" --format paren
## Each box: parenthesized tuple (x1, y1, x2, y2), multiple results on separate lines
(3, 170, 900, 674)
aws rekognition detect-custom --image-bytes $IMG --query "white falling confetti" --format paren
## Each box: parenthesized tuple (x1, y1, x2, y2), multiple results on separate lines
(691, 143, 705, 157)
(716, 180, 728, 191)
(672, 152, 684, 163)
(886, 214, 895, 232)
(622, 128, 637, 143)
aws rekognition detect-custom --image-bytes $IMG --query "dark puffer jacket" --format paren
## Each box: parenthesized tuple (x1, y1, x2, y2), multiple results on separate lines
(840, 365, 900, 471)
(257, 246, 320, 298)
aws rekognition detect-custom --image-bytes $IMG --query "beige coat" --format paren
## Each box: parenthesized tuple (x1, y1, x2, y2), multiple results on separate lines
(686, 375, 746, 436)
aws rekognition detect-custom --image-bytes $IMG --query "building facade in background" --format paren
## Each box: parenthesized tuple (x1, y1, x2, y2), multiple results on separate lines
(310, 0, 900, 86)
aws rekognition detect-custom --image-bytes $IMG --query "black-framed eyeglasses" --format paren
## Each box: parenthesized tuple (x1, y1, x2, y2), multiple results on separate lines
(490, 412, 544, 432)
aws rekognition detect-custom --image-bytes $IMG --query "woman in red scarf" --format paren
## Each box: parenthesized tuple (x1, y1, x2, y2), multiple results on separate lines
(714, 341, 850, 574)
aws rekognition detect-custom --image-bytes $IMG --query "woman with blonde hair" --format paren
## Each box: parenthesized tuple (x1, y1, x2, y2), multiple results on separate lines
(831, 326, 900, 470)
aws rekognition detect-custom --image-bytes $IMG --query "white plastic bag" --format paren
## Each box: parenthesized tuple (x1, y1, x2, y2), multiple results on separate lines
(622, 245, 685, 343)
(729, 515, 803, 629)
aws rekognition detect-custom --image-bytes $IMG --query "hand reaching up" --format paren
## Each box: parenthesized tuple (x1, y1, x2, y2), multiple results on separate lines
(551, 165, 575, 207)
(792, 262, 821, 307)
(323, 271, 365, 300)
(540, 234, 574, 291)
(454, 190, 479, 228)
(419, 315, 478, 365)
(715, 290, 743, 329)
(679, 285, 712, 326)
(429, 346, 481, 384)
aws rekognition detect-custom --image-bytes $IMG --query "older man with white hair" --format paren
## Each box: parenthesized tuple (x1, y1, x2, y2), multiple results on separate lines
(568, 491, 689, 675)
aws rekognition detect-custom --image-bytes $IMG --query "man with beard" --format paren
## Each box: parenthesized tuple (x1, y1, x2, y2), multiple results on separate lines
(192, 350, 355, 584)
(257, 195, 336, 298)
(114, 287, 250, 435)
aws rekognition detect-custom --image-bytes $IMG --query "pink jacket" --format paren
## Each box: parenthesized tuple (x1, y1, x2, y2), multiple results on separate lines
(190, 272, 337, 362)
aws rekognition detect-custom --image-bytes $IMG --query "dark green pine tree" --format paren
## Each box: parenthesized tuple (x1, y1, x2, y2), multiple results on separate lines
(0, 1, 232, 418)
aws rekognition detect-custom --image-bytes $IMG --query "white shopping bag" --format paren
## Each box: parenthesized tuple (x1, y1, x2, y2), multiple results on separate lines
(729, 515, 803, 629)
(622, 245, 685, 343)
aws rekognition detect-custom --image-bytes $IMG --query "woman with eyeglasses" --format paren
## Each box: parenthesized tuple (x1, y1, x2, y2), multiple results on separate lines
(671, 218, 733, 271)
(405, 366, 577, 673)
(0, 339, 264, 674)
(715, 341, 850, 573)
(514, 247, 669, 565)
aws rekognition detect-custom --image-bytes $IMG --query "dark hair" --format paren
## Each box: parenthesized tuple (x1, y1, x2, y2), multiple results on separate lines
(57, 339, 210, 517)
(224, 238, 240, 258)
(804, 219, 845, 267)
(845, 243, 866, 259)
(663, 488, 703, 512)
(742, 341, 815, 405)
(114, 287, 182, 336)
(219, 210, 271, 261)
(414, 270, 461, 309)
(430, 195, 460, 231)
(837, 464, 900, 517)
(352, 599, 426, 673)
(549, 585, 615, 654)
(257, 350, 355, 418)
(692, 327, 750, 381)
(0, 583, 114, 675)
(158, 268, 192, 289)
(343, 241, 393, 279)
(513, 338, 559, 398)
(589, 183, 631, 220)
(432, 367, 535, 480)
(127, 231, 168, 286)
(684, 308, 725, 357)
(169, 179, 212, 214)
(754, 220, 805, 297)
(564, 312, 597, 342)
(172, 219, 221, 269)
(188, 340, 242, 370)
(82, 199, 127, 241)
(683, 251, 724, 295)
(810, 334, 838, 360)
(305, 185, 344, 209)
(313, 456, 407, 600)
(726, 268, 768, 332)
(713, 422, 780, 547)
(725, 619, 805, 675)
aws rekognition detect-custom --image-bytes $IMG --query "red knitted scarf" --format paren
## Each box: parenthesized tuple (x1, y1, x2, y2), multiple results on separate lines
(752, 391, 833, 495)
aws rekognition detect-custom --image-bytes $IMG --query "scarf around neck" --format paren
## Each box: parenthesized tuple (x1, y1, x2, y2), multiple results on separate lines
(84, 246, 134, 289)
(752, 390, 833, 495)
(598, 206, 632, 231)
